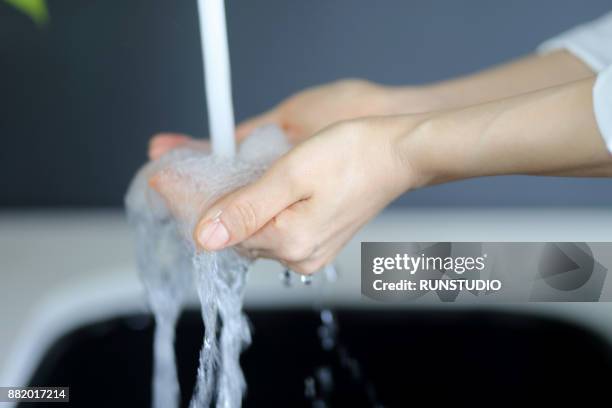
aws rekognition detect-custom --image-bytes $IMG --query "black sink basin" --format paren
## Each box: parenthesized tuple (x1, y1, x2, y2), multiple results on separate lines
(22, 308, 612, 407)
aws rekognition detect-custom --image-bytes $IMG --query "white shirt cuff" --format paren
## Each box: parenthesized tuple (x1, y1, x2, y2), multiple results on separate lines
(594, 66, 612, 154)
(537, 11, 612, 73)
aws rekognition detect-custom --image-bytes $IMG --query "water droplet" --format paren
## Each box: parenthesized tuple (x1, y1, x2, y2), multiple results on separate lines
(321, 336, 335, 351)
(320, 309, 334, 325)
(323, 265, 338, 283)
(347, 358, 362, 381)
(317, 326, 335, 351)
(304, 376, 316, 399)
(315, 366, 334, 394)
(312, 400, 327, 408)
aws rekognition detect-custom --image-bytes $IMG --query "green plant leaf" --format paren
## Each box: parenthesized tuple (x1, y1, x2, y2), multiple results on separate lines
(4, 0, 48, 25)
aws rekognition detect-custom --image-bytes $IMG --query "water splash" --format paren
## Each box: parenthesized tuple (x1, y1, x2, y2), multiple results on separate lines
(126, 126, 290, 408)
(190, 250, 251, 408)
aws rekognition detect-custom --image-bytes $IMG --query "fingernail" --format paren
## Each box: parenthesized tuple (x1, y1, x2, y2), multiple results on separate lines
(198, 212, 229, 250)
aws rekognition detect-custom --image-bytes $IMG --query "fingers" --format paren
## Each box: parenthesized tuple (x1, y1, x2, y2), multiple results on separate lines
(238, 203, 350, 275)
(235, 110, 279, 142)
(194, 159, 306, 251)
(284, 227, 353, 275)
(149, 133, 211, 160)
(150, 105, 280, 161)
(148, 133, 192, 160)
(150, 109, 279, 161)
(239, 200, 311, 251)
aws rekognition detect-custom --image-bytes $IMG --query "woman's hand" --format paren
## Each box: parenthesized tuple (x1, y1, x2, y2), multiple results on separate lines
(150, 75, 612, 276)
(192, 117, 427, 274)
(148, 79, 434, 160)
(190, 77, 612, 275)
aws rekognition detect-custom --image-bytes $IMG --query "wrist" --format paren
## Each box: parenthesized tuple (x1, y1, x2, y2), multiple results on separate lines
(371, 114, 437, 193)
(389, 112, 471, 190)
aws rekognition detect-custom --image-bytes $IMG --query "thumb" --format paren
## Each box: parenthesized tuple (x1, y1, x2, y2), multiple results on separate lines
(194, 163, 300, 251)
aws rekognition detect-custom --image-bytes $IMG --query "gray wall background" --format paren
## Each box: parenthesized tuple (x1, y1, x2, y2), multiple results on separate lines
(1, 0, 611, 208)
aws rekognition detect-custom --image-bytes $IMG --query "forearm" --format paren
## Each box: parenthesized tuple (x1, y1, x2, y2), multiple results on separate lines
(387, 51, 595, 113)
(397, 77, 612, 188)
